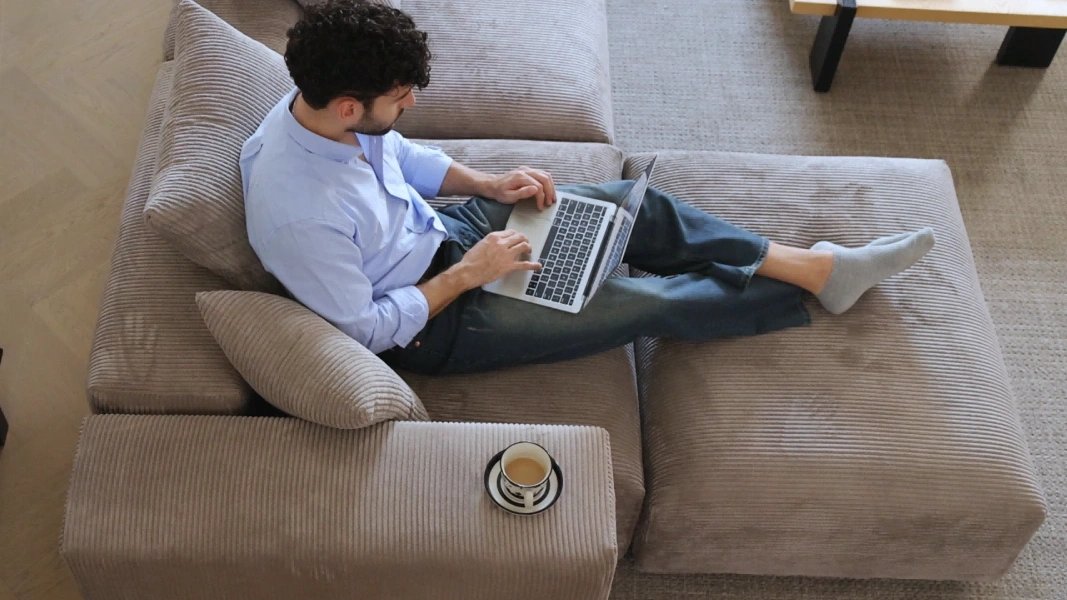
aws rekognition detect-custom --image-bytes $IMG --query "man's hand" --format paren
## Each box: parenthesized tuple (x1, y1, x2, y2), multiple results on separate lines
(484, 166, 557, 211)
(417, 230, 541, 320)
(456, 229, 542, 287)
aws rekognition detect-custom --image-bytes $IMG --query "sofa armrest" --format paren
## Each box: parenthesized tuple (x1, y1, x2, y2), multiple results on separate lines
(62, 415, 617, 600)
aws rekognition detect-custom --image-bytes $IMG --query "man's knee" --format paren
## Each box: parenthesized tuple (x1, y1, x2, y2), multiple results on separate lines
(557, 180, 635, 205)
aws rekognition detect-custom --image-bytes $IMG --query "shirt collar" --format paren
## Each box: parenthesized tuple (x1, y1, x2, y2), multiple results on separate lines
(282, 88, 365, 164)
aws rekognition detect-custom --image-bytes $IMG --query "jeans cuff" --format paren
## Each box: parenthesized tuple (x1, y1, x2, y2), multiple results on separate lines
(738, 237, 771, 290)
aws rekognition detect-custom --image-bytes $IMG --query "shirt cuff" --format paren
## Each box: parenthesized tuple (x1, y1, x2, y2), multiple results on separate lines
(411, 146, 454, 199)
(384, 285, 430, 348)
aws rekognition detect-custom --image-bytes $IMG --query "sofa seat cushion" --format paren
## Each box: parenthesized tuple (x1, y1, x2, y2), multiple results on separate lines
(625, 151, 1047, 580)
(147, 0, 292, 292)
(393, 0, 614, 144)
(162, 0, 301, 61)
(197, 291, 430, 428)
(391, 138, 643, 554)
(88, 61, 252, 414)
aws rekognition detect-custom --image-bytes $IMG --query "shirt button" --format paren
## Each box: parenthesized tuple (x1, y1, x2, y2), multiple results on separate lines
(414, 341, 421, 347)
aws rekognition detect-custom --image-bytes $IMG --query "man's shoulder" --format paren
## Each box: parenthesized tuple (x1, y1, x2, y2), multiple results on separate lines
(244, 159, 354, 250)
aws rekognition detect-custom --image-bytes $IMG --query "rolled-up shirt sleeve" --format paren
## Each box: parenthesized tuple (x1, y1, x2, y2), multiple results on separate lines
(392, 132, 453, 199)
(257, 219, 429, 353)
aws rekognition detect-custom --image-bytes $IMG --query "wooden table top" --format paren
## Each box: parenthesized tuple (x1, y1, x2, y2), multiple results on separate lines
(789, 0, 1067, 28)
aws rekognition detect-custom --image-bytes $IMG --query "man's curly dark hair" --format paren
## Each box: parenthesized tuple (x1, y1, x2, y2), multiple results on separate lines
(285, 0, 432, 110)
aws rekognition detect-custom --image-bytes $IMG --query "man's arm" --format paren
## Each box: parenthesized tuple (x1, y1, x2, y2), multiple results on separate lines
(417, 266, 473, 320)
(257, 220, 431, 354)
(418, 230, 542, 319)
(440, 161, 558, 210)
(391, 131, 557, 209)
(438, 160, 495, 198)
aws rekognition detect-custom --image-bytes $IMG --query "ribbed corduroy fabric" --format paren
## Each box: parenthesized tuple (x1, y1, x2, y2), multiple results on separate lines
(87, 63, 252, 415)
(196, 290, 430, 428)
(393, 0, 614, 144)
(291, 0, 394, 8)
(623, 152, 1047, 580)
(146, 0, 292, 292)
(397, 344, 643, 554)
(62, 415, 618, 600)
(162, 0, 301, 61)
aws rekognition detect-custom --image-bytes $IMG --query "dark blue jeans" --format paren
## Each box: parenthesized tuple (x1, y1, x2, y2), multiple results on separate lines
(378, 181, 810, 375)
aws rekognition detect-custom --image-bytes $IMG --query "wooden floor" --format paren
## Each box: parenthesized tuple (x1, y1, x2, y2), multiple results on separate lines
(0, 0, 172, 597)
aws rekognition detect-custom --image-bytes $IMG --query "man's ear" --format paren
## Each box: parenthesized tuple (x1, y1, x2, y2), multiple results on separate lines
(335, 97, 362, 121)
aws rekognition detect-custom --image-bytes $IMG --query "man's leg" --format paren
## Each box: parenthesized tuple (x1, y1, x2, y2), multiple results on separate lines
(559, 181, 773, 286)
(407, 187, 807, 374)
(440, 269, 809, 374)
(381, 187, 932, 374)
(560, 181, 935, 314)
(560, 181, 835, 293)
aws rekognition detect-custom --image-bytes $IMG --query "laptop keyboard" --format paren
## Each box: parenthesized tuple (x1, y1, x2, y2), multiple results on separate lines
(525, 197, 607, 306)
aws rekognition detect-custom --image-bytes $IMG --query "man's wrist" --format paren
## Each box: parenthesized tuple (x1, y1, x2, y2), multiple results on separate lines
(440, 262, 478, 292)
(475, 173, 497, 200)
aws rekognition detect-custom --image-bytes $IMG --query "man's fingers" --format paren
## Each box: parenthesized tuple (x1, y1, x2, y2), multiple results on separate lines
(510, 241, 533, 254)
(518, 184, 540, 199)
(527, 172, 550, 210)
(500, 230, 528, 244)
(507, 172, 542, 202)
(513, 261, 542, 271)
(523, 168, 556, 206)
(505, 184, 540, 203)
(504, 236, 530, 250)
(520, 173, 546, 209)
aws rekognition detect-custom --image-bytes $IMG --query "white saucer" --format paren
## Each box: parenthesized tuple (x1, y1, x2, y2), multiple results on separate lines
(484, 451, 563, 516)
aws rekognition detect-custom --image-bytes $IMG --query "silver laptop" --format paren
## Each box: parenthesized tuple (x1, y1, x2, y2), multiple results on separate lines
(482, 157, 657, 313)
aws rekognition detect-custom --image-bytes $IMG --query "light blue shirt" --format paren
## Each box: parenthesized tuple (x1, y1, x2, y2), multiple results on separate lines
(241, 89, 453, 354)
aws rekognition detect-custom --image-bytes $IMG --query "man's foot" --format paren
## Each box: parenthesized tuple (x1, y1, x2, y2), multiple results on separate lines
(867, 231, 914, 247)
(812, 228, 936, 314)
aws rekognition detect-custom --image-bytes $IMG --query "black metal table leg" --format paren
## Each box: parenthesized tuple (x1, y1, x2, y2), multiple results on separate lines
(810, 0, 857, 92)
(0, 348, 6, 446)
(996, 26, 1066, 68)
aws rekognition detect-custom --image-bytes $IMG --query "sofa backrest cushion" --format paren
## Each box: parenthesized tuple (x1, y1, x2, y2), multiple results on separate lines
(145, 0, 292, 292)
(196, 290, 429, 428)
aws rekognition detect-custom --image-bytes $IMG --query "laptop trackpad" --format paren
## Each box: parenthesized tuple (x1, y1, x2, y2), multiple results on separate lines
(484, 201, 554, 295)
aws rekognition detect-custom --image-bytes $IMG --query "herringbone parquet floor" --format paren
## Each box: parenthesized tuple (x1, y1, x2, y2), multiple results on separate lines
(0, 0, 172, 597)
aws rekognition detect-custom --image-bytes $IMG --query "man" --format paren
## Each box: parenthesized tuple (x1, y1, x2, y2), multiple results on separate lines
(241, 0, 934, 375)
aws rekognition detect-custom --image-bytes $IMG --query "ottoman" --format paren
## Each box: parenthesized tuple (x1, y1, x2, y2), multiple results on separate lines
(62, 416, 618, 599)
(626, 151, 1047, 580)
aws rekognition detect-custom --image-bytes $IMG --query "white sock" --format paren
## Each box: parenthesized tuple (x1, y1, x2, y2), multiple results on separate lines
(813, 228, 935, 314)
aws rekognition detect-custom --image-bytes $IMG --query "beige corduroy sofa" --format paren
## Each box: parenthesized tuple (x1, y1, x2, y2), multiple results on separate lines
(60, 0, 1048, 598)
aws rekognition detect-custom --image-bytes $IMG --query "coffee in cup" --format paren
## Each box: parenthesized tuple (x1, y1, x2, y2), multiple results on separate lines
(500, 442, 553, 509)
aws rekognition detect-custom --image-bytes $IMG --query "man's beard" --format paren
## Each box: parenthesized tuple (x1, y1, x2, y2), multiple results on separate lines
(347, 109, 403, 136)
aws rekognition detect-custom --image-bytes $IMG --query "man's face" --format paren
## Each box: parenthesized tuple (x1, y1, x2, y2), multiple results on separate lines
(344, 85, 416, 136)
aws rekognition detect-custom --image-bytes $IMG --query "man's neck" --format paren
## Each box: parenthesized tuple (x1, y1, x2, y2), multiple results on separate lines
(290, 93, 361, 148)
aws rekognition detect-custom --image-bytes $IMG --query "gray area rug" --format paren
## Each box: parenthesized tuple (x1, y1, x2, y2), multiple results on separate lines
(605, 1, 1067, 598)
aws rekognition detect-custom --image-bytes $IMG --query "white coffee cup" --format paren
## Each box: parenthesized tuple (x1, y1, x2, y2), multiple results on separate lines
(500, 442, 553, 509)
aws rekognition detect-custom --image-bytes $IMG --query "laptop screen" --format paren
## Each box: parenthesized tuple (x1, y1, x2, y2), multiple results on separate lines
(619, 158, 656, 219)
